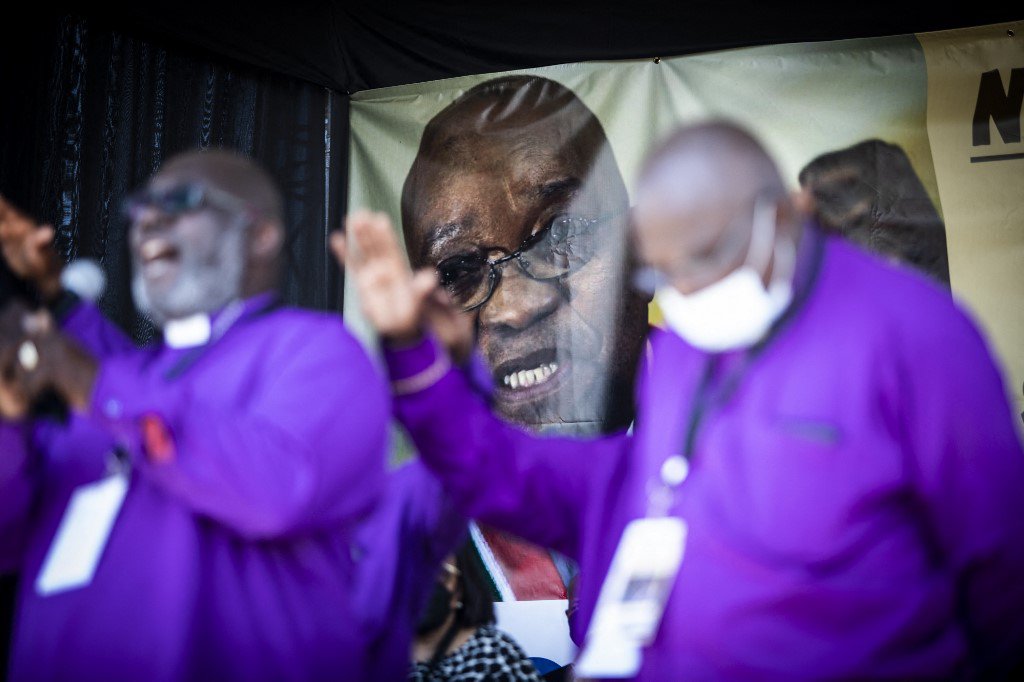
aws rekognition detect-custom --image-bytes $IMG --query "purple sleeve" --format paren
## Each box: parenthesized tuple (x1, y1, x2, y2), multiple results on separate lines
(0, 420, 38, 572)
(386, 335, 628, 561)
(350, 461, 467, 636)
(896, 304, 1024, 672)
(59, 299, 135, 359)
(87, 321, 390, 540)
(391, 461, 468, 567)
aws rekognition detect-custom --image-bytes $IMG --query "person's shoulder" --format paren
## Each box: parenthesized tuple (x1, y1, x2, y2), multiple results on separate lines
(820, 235, 978, 346)
(264, 303, 346, 332)
(479, 624, 530, 656)
(382, 460, 446, 512)
(646, 324, 703, 364)
(261, 304, 369, 353)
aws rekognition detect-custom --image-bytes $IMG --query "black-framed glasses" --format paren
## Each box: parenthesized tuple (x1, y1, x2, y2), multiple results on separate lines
(436, 211, 622, 311)
(121, 183, 253, 223)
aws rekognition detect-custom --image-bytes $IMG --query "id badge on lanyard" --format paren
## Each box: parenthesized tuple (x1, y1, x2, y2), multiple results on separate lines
(576, 455, 690, 679)
(36, 451, 130, 596)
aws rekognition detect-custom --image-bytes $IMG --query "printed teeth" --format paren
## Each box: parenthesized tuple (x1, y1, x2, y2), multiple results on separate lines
(503, 363, 559, 389)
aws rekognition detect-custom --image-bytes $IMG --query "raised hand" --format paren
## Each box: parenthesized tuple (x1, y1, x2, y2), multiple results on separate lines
(0, 196, 62, 301)
(423, 287, 475, 365)
(330, 210, 438, 345)
(0, 302, 42, 419)
(0, 301, 97, 420)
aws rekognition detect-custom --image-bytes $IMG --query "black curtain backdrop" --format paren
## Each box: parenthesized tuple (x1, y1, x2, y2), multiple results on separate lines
(0, 12, 347, 675)
(1, 12, 348, 342)
(102, 1, 1020, 92)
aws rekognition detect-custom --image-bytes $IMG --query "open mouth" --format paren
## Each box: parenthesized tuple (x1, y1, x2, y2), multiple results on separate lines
(492, 348, 570, 403)
(138, 239, 181, 279)
(502, 361, 559, 389)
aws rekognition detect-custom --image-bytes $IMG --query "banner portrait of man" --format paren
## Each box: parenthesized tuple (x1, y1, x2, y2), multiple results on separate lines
(400, 75, 649, 621)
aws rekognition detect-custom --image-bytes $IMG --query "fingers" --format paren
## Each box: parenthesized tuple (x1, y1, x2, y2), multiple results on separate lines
(0, 361, 30, 420)
(423, 285, 475, 363)
(369, 211, 401, 260)
(32, 225, 55, 250)
(428, 286, 459, 308)
(410, 268, 439, 304)
(328, 231, 347, 268)
(342, 210, 370, 267)
(0, 197, 30, 240)
(351, 213, 384, 261)
(0, 381, 29, 420)
(0, 200, 60, 292)
(347, 210, 402, 264)
(342, 209, 393, 269)
(0, 341, 32, 419)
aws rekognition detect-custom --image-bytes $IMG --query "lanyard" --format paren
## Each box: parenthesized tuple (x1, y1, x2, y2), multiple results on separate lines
(645, 230, 826, 517)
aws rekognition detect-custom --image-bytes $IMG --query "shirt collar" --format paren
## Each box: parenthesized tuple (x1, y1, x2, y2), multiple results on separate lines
(162, 292, 277, 349)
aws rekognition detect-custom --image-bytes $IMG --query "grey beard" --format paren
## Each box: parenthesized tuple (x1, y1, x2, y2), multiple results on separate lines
(132, 225, 246, 327)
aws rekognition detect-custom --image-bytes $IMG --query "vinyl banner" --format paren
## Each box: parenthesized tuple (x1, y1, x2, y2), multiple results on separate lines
(347, 21, 1023, 671)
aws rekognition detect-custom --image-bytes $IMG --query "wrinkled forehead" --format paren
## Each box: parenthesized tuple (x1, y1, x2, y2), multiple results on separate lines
(414, 138, 587, 204)
(407, 123, 620, 219)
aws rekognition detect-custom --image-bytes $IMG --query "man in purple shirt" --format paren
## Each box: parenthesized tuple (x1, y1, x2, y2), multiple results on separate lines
(0, 151, 462, 680)
(337, 122, 1024, 679)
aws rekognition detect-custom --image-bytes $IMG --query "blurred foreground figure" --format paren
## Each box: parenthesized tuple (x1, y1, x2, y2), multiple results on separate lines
(0, 152, 457, 680)
(339, 122, 1024, 679)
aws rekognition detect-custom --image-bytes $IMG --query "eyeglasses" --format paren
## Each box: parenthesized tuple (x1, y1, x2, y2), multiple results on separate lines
(436, 211, 621, 312)
(121, 183, 253, 223)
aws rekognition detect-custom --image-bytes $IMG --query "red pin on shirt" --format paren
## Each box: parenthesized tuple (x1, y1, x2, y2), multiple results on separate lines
(140, 414, 175, 464)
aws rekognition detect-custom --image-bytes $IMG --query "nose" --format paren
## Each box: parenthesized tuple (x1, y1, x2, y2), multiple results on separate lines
(478, 261, 560, 333)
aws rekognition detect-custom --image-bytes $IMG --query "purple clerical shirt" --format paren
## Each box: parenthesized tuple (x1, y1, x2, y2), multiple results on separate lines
(386, 228, 1024, 680)
(0, 295, 462, 680)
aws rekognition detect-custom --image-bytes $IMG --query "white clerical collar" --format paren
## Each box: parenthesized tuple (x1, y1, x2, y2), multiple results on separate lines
(163, 313, 213, 349)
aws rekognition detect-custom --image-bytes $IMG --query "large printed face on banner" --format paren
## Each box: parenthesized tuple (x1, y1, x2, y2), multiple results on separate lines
(401, 76, 648, 432)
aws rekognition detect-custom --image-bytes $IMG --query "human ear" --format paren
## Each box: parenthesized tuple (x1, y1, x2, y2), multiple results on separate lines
(250, 220, 284, 261)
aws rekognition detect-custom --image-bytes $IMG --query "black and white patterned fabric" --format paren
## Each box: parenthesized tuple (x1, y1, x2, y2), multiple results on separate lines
(410, 625, 541, 682)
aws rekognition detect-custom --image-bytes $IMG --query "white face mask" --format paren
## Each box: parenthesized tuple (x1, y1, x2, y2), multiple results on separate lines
(655, 198, 794, 352)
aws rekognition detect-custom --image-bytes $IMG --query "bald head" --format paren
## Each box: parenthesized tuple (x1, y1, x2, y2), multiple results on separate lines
(411, 75, 608, 168)
(634, 121, 800, 294)
(402, 76, 624, 266)
(639, 122, 787, 214)
(157, 149, 284, 226)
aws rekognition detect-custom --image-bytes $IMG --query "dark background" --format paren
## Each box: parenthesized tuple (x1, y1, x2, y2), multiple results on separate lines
(0, 2, 1018, 675)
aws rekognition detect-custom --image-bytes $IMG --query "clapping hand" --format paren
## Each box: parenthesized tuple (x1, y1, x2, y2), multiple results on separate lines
(330, 210, 474, 363)
(0, 196, 62, 301)
(0, 301, 97, 420)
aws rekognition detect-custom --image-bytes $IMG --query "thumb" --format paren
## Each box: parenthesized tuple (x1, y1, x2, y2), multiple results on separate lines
(410, 268, 438, 305)
(33, 225, 55, 247)
(328, 232, 347, 266)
